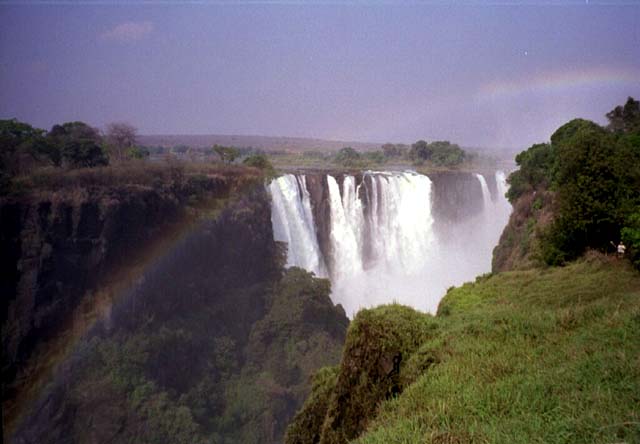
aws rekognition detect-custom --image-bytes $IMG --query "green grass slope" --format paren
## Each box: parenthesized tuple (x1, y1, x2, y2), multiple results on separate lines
(288, 254, 640, 444)
(360, 255, 640, 444)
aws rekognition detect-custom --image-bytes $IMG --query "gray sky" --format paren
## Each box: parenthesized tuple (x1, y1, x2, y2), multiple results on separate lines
(1, 1, 639, 150)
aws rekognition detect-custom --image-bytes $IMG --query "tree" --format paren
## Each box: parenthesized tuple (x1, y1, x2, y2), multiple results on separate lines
(243, 153, 275, 177)
(505, 143, 554, 203)
(106, 122, 137, 162)
(606, 97, 640, 134)
(409, 140, 432, 162)
(381, 143, 401, 158)
(540, 110, 640, 264)
(0, 119, 51, 175)
(622, 210, 640, 270)
(127, 146, 150, 159)
(334, 147, 360, 165)
(429, 141, 466, 167)
(243, 153, 272, 170)
(213, 145, 239, 164)
(49, 121, 108, 168)
(363, 151, 386, 165)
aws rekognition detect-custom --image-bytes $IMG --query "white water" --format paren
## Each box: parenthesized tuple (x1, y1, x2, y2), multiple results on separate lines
(269, 171, 511, 317)
(269, 174, 327, 277)
(475, 173, 492, 209)
(327, 175, 363, 278)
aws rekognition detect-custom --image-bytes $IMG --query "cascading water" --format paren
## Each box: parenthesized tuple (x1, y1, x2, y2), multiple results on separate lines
(269, 170, 511, 317)
(475, 173, 492, 209)
(327, 175, 363, 278)
(269, 174, 327, 277)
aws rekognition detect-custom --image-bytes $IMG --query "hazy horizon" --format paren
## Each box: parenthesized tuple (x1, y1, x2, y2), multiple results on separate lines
(2, 1, 639, 152)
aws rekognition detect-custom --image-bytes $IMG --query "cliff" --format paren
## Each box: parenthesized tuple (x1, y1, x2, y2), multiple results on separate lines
(491, 188, 555, 272)
(2, 164, 348, 443)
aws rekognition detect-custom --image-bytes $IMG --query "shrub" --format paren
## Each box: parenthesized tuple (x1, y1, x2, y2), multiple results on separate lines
(621, 210, 640, 270)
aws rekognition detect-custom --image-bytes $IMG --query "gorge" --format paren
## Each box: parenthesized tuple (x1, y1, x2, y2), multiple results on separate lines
(3, 168, 512, 443)
(269, 170, 512, 315)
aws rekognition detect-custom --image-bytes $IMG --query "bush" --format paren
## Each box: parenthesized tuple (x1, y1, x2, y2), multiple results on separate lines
(506, 143, 554, 203)
(334, 147, 361, 166)
(621, 210, 640, 270)
(243, 153, 275, 178)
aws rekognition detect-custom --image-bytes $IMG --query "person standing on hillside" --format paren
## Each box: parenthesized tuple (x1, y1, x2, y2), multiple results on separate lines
(617, 242, 626, 258)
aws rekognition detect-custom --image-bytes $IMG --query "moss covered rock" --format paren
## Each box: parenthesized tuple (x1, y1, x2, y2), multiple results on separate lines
(316, 304, 438, 444)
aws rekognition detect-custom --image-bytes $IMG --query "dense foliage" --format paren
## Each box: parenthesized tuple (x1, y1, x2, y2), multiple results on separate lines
(287, 304, 438, 444)
(0, 118, 154, 193)
(60, 266, 346, 444)
(505, 97, 640, 267)
(331, 140, 467, 169)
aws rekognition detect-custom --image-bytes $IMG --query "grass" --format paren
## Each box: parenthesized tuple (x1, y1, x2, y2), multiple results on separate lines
(288, 254, 640, 444)
(7, 160, 261, 194)
(355, 254, 640, 444)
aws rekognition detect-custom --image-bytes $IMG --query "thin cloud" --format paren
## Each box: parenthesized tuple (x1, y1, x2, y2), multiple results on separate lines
(101, 21, 154, 42)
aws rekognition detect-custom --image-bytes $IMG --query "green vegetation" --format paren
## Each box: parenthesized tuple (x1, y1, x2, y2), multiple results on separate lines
(607, 96, 640, 134)
(622, 209, 640, 270)
(213, 144, 240, 164)
(266, 140, 469, 172)
(286, 304, 439, 444)
(34, 265, 347, 444)
(243, 153, 276, 178)
(49, 121, 109, 168)
(408, 140, 466, 167)
(285, 366, 339, 444)
(503, 97, 640, 268)
(0, 118, 157, 194)
(287, 96, 640, 444)
(287, 256, 640, 444)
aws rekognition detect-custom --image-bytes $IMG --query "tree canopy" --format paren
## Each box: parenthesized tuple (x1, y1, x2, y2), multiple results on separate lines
(213, 145, 240, 164)
(106, 122, 138, 162)
(333, 147, 361, 166)
(606, 96, 640, 134)
(49, 121, 108, 168)
(506, 97, 640, 267)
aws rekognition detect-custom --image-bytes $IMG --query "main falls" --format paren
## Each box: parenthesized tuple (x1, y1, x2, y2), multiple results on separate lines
(269, 171, 511, 316)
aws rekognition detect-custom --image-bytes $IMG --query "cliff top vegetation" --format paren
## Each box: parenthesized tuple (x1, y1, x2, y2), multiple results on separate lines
(287, 254, 640, 444)
(494, 97, 640, 271)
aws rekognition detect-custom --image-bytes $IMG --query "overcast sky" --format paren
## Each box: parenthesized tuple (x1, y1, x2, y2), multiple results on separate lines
(1, 1, 639, 150)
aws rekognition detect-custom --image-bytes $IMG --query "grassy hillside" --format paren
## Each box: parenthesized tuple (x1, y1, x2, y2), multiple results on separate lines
(287, 254, 640, 444)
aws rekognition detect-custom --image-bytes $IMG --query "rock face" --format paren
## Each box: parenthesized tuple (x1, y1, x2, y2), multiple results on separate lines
(491, 189, 555, 272)
(305, 174, 333, 272)
(3, 173, 348, 444)
(429, 171, 486, 225)
(2, 178, 230, 405)
(285, 304, 437, 444)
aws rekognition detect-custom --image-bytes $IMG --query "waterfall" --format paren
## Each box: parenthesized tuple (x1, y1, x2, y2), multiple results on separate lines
(268, 170, 511, 317)
(496, 170, 508, 199)
(475, 173, 492, 209)
(327, 175, 363, 279)
(269, 174, 327, 277)
(371, 172, 434, 273)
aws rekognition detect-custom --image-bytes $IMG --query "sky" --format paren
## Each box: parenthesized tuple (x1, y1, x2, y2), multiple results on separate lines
(1, 1, 639, 151)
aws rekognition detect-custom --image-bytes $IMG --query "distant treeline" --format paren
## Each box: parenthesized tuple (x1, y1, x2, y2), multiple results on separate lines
(0, 120, 145, 185)
(0, 119, 277, 193)
(326, 140, 468, 169)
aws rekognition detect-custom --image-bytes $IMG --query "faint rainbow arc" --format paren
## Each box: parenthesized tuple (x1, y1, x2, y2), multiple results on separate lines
(477, 68, 640, 101)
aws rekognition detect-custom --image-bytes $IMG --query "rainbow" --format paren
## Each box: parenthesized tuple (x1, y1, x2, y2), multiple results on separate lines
(5, 205, 215, 436)
(476, 67, 640, 101)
